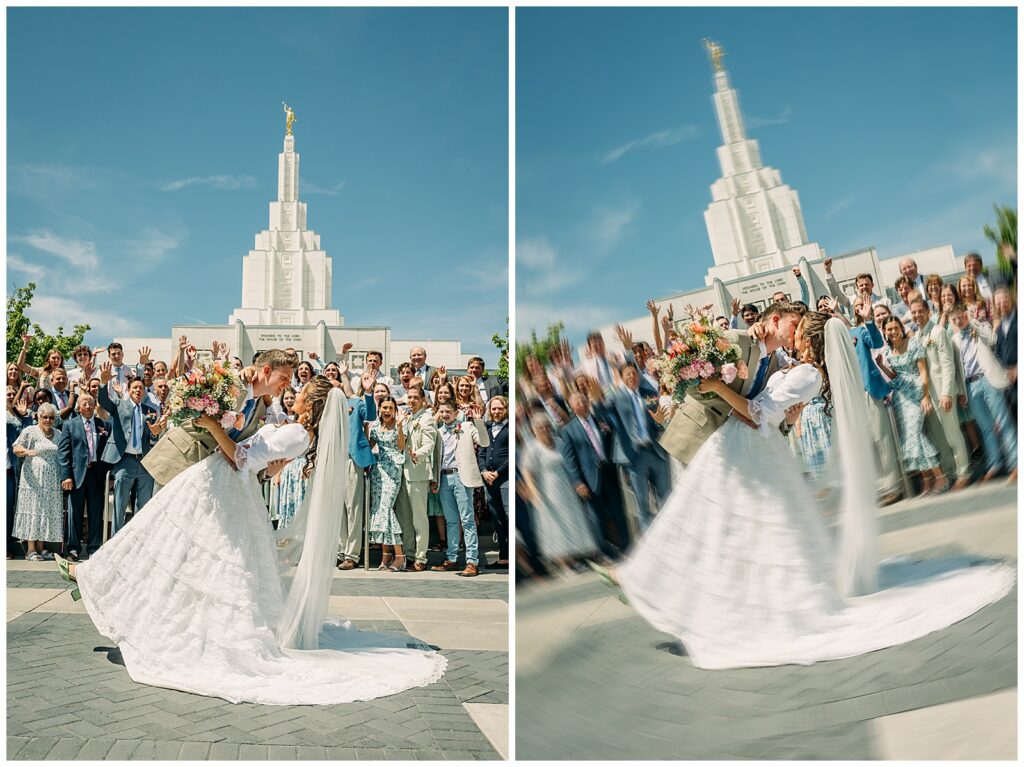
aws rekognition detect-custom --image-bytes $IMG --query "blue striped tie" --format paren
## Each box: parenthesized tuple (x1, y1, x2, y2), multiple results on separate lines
(227, 398, 257, 440)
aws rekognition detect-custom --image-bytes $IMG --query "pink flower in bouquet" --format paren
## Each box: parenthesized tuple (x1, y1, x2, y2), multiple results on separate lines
(720, 362, 738, 384)
(697, 360, 715, 379)
(219, 410, 238, 429)
(186, 396, 202, 410)
(204, 402, 220, 416)
(678, 364, 695, 381)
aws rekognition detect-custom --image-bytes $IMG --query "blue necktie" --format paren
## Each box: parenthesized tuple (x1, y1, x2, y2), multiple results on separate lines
(747, 356, 772, 399)
(131, 405, 142, 451)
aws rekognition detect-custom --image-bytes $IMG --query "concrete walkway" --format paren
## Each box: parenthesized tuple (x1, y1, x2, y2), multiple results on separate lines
(517, 482, 1017, 760)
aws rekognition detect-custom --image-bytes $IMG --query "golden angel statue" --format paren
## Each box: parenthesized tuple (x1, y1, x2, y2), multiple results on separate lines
(282, 102, 296, 136)
(703, 39, 724, 72)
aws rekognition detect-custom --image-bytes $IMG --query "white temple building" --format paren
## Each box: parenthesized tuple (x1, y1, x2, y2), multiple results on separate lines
(118, 121, 474, 374)
(603, 41, 966, 346)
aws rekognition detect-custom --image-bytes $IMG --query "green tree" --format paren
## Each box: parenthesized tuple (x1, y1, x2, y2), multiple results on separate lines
(982, 203, 1017, 285)
(6, 282, 91, 378)
(491, 317, 509, 383)
(515, 321, 565, 378)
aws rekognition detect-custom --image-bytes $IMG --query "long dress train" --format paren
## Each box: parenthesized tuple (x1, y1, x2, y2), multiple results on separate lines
(617, 364, 1014, 670)
(75, 423, 446, 704)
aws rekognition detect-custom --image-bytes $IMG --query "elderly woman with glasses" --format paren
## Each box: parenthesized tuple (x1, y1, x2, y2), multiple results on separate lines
(11, 403, 64, 561)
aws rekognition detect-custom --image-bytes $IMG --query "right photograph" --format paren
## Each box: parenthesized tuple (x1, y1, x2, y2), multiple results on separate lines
(515, 6, 1017, 761)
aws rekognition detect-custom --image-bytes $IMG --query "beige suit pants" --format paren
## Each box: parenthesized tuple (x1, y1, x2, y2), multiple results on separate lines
(339, 459, 368, 562)
(925, 404, 971, 480)
(395, 478, 430, 563)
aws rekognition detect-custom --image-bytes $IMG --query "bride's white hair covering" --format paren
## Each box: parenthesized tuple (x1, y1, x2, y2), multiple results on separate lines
(824, 317, 879, 597)
(275, 386, 349, 649)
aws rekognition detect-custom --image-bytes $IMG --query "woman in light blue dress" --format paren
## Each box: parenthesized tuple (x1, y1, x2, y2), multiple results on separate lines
(875, 318, 946, 494)
(366, 397, 407, 571)
(273, 387, 306, 529)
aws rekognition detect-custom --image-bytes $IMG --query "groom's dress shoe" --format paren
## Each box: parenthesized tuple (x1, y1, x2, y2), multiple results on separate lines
(408, 561, 427, 572)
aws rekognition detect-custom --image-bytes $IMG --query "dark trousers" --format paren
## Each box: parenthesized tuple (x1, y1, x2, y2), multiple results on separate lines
(68, 463, 107, 556)
(591, 461, 631, 554)
(7, 468, 20, 556)
(485, 479, 509, 561)
(624, 447, 672, 532)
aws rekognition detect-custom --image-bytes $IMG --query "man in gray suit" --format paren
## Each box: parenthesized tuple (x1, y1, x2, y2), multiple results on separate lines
(142, 349, 298, 487)
(97, 364, 161, 536)
(659, 301, 804, 466)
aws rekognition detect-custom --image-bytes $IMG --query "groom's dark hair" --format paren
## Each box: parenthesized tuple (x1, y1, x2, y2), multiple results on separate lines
(761, 300, 805, 319)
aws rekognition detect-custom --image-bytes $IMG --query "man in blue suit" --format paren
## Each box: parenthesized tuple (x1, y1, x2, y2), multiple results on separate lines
(57, 393, 111, 559)
(337, 386, 377, 570)
(994, 286, 1017, 418)
(849, 297, 902, 504)
(597, 364, 671, 532)
(560, 386, 630, 557)
(97, 363, 160, 536)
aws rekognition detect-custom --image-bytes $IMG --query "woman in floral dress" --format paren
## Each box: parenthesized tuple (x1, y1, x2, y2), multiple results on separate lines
(366, 397, 407, 571)
(11, 403, 64, 560)
(273, 387, 306, 530)
(875, 318, 946, 494)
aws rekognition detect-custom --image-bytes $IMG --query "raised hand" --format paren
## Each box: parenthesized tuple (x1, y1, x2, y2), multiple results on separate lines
(341, 342, 353, 355)
(614, 324, 633, 350)
(830, 297, 843, 316)
(360, 370, 375, 393)
(731, 297, 741, 316)
(99, 361, 114, 384)
(437, 364, 447, 382)
(308, 351, 319, 361)
(21, 332, 32, 348)
(646, 299, 659, 316)
(138, 346, 152, 365)
(666, 303, 675, 322)
(792, 266, 802, 279)
(179, 335, 189, 351)
(823, 257, 833, 274)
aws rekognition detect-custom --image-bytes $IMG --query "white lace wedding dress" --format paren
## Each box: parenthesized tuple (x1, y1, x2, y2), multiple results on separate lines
(75, 423, 446, 705)
(617, 364, 1015, 670)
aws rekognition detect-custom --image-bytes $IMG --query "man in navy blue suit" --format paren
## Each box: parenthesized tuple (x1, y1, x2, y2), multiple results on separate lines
(597, 364, 671, 533)
(479, 396, 510, 569)
(57, 392, 111, 559)
(994, 286, 1017, 418)
(560, 385, 630, 557)
(98, 363, 160, 537)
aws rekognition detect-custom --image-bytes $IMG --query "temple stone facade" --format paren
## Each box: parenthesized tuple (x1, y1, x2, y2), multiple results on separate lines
(602, 42, 966, 346)
(118, 122, 474, 374)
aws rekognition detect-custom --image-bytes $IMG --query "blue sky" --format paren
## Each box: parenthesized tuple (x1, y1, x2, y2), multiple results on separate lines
(7, 7, 508, 365)
(516, 7, 1017, 345)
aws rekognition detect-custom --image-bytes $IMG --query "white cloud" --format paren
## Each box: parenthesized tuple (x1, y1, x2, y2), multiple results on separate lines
(303, 180, 346, 196)
(7, 252, 47, 281)
(516, 301, 613, 337)
(15, 230, 98, 269)
(588, 205, 638, 252)
(746, 106, 793, 130)
(931, 141, 1017, 190)
(516, 237, 583, 296)
(124, 227, 185, 269)
(600, 125, 701, 165)
(159, 175, 257, 192)
(457, 260, 508, 291)
(29, 294, 135, 339)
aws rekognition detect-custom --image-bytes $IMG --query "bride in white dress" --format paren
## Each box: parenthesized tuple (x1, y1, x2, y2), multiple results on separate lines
(613, 313, 1014, 670)
(58, 377, 446, 705)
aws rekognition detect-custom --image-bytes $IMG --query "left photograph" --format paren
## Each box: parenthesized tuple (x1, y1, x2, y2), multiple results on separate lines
(6, 6, 509, 761)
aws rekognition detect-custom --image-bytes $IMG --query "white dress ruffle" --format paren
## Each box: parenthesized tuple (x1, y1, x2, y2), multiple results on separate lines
(76, 423, 446, 704)
(618, 366, 1015, 670)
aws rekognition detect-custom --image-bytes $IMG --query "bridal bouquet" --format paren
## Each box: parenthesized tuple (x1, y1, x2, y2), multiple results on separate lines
(655, 304, 745, 402)
(165, 361, 244, 428)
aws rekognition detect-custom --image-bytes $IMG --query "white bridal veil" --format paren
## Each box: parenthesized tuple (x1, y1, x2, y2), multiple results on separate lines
(275, 387, 349, 649)
(823, 317, 880, 597)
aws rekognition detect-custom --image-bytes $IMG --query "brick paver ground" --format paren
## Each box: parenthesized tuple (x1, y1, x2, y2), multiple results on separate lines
(517, 486, 1017, 760)
(8, 567, 508, 760)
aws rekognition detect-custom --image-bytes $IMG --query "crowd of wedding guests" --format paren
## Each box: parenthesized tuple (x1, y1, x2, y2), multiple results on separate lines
(515, 250, 1018, 582)
(7, 336, 509, 578)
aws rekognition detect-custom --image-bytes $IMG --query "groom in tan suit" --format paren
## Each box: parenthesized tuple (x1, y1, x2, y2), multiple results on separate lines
(395, 386, 440, 571)
(142, 349, 298, 487)
(660, 301, 804, 466)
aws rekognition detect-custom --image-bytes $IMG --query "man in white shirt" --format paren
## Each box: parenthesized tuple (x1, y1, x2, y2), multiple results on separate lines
(431, 402, 485, 577)
(964, 252, 995, 301)
(351, 350, 394, 396)
(467, 356, 503, 404)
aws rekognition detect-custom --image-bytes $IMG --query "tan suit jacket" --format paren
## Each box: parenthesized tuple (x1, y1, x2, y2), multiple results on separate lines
(142, 385, 267, 486)
(659, 330, 781, 465)
(402, 408, 440, 484)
